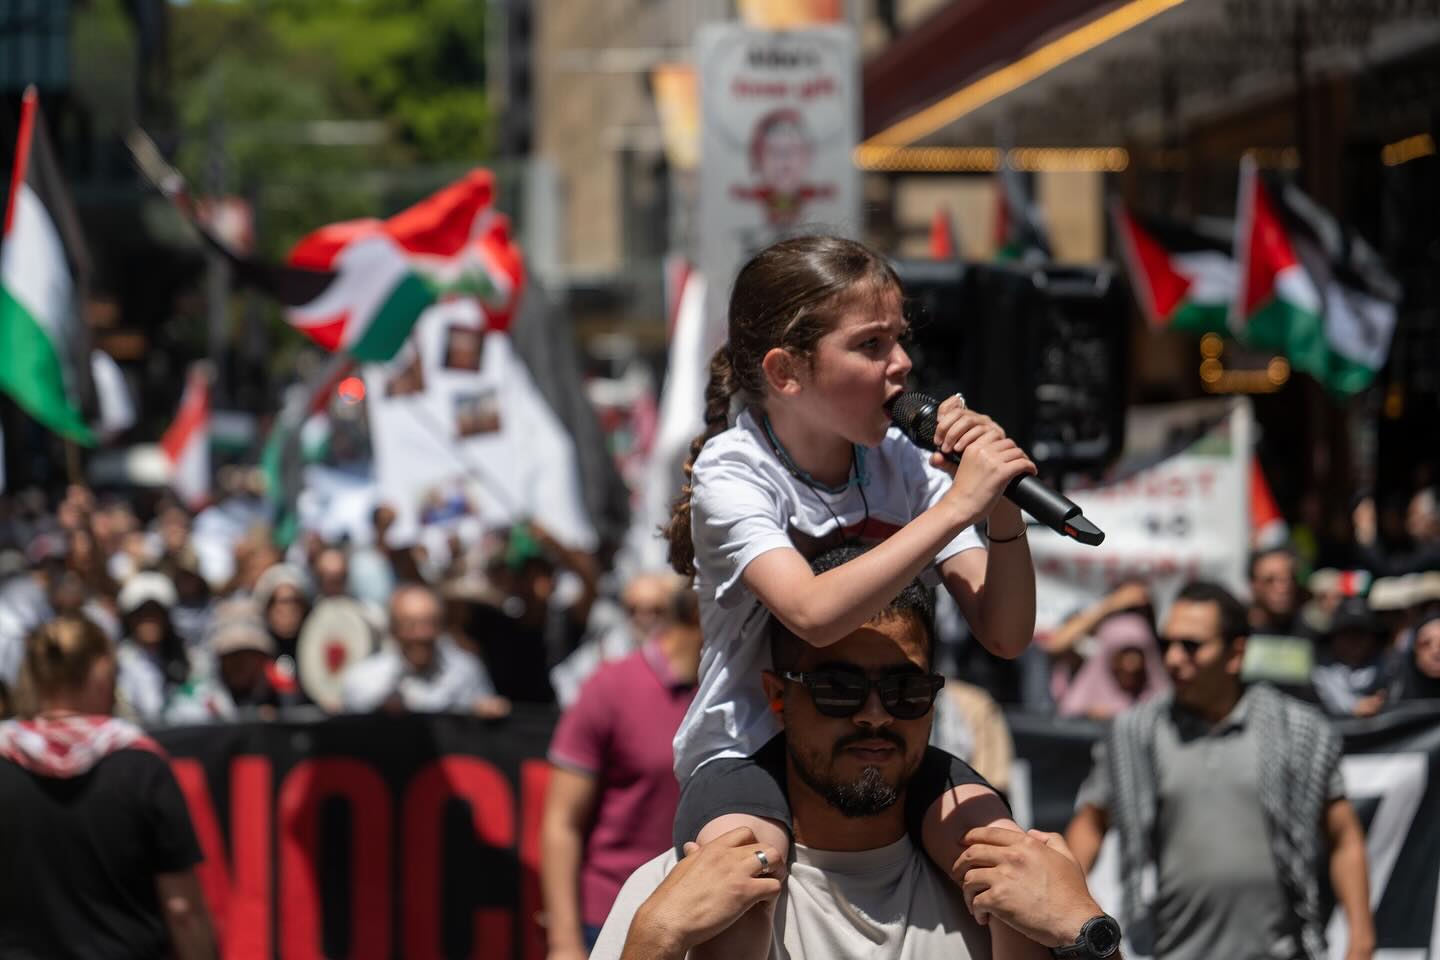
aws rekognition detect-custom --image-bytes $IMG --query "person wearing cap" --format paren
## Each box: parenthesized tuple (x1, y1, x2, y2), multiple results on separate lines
(115, 572, 191, 723)
(1312, 596, 1395, 718)
(165, 599, 301, 724)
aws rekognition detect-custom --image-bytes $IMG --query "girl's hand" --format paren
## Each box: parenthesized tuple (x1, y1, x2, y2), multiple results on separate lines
(929, 399, 1036, 523)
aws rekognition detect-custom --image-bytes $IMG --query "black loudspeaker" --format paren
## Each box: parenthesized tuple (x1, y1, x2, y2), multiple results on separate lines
(892, 260, 1129, 474)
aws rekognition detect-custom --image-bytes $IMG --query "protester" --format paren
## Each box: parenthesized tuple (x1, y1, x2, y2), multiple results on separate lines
(165, 598, 300, 723)
(1057, 612, 1169, 720)
(158, 547, 214, 652)
(341, 582, 509, 716)
(661, 236, 1038, 959)
(594, 554, 1117, 960)
(1354, 487, 1440, 576)
(1038, 581, 1154, 713)
(1248, 546, 1310, 637)
(550, 570, 681, 708)
(115, 572, 191, 723)
(467, 522, 599, 704)
(1389, 608, 1440, 704)
(1312, 596, 1394, 718)
(1065, 581, 1374, 960)
(541, 582, 701, 956)
(0, 616, 215, 958)
(312, 545, 351, 599)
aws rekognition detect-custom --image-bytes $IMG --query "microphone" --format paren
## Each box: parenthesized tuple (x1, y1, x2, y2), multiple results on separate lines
(889, 392, 1104, 546)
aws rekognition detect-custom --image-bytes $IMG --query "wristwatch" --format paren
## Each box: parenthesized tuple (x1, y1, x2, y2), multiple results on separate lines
(1050, 914, 1122, 959)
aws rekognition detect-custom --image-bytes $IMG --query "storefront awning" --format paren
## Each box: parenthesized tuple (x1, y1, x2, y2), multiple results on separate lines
(863, 0, 1440, 150)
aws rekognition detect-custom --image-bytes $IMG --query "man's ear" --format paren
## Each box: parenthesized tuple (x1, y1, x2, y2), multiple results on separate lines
(1226, 635, 1248, 677)
(761, 347, 803, 396)
(761, 670, 786, 727)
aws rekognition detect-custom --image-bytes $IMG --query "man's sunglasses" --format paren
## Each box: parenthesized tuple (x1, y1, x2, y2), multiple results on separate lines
(781, 670, 945, 720)
(1160, 637, 1206, 658)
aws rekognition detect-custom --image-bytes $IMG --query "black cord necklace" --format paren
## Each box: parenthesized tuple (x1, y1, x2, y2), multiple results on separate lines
(761, 413, 871, 544)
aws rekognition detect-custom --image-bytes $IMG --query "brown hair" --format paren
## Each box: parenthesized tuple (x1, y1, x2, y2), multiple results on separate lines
(17, 615, 113, 709)
(664, 236, 901, 575)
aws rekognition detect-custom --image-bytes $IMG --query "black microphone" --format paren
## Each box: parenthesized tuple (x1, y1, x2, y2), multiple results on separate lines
(889, 392, 1104, 546)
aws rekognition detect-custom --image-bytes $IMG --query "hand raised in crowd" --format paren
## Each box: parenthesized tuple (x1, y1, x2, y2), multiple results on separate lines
(622, 828, 783, 959)
(930, 396, 1036, 524)
(953, 827, 1104, 949)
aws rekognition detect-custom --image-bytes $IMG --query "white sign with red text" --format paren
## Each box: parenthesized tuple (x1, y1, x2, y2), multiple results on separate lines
(696, 23, 860, 357)
(1029, 400, 1253, 633)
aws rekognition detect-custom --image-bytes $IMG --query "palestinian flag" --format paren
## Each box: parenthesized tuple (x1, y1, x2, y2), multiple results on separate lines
(285, 171, 524, 358)
(1111, 201, 1234, 335)
(994, 165, 1050, 264)
(1249, 455, 1288, 549)
(1232, 156, 1400, 394)
(160, 365, 211, 510)
(129, 131, 523, 362)
(1, 88, 94, 444)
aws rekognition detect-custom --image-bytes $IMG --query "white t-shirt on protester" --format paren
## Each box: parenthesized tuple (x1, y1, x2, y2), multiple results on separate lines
(591, 836, 989, 960)
(339, 635, 495, 714)
(674, 410, 983, 781)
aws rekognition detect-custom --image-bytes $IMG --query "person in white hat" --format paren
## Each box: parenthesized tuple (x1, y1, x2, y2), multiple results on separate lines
(115, 572, 189, 723)
(165, 599, 301, 724)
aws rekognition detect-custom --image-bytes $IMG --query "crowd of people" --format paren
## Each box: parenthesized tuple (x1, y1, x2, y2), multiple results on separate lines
(0, 236, 1437, 960)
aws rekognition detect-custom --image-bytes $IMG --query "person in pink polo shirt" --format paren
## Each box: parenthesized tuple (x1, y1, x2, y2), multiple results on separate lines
(541, 582, 700, 957)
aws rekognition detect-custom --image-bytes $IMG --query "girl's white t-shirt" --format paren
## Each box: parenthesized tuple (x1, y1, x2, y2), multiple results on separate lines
(673, 409, 984, 782)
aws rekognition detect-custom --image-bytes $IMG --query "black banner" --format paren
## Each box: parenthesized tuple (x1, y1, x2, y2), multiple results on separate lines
(156, 703, 1440, 959)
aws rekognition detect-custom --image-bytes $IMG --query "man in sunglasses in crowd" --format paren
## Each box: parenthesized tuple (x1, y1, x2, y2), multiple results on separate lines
(1065, 581, 1374, 960)
(592, 545, 1119, 960)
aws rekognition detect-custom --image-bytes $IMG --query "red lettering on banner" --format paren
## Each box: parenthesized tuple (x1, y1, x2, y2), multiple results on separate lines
(401, 757, 515, 958)
(172, 758, 232, 943)
(228, 757, 273, 960)
(279, 759, 392, 960)
(171, 757, 274, 959)
(519, 760, 551, 960)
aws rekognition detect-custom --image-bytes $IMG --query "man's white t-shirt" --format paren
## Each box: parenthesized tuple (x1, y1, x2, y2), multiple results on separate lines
(674, 410, 983, 781)
(591, 836, 990, 960)
(339, 635, 495, 713)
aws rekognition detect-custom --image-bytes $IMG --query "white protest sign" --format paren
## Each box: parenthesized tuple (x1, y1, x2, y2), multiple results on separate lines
(1030, 399, 1253, 633)
(697, 23, 861, 356)
(364, 298, 595, 550)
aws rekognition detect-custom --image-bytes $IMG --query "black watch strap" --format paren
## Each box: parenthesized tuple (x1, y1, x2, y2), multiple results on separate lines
(1050, 914, 1122, 959)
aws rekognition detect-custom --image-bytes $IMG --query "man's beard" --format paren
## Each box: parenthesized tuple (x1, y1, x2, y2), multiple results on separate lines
(788, 731, 907, 818)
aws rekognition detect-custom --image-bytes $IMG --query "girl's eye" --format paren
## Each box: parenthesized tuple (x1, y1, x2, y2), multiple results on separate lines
(897, 328, 914, 345)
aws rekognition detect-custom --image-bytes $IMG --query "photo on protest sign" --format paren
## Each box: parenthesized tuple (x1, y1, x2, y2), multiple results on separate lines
(454, 390, 501, 437)
(382, 347, 426, 398)
(698, 23, 860, 358)
(417, 477, 473, 527)
(441, 324, 485, 372)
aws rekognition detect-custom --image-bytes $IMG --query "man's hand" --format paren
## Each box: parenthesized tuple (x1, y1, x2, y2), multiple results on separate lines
(546, 946, 590, 960)
(1344, 939, 1375, 960)
(954, 827, 1104, 948)
(624, 828, 783, 959)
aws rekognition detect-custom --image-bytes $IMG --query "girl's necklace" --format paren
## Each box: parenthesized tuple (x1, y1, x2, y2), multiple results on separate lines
(761, 414, 871, 544)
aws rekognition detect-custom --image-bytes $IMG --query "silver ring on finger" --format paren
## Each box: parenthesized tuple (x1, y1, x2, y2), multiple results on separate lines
(950, 392, 967, 412)
(754, 849, 773, 878)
